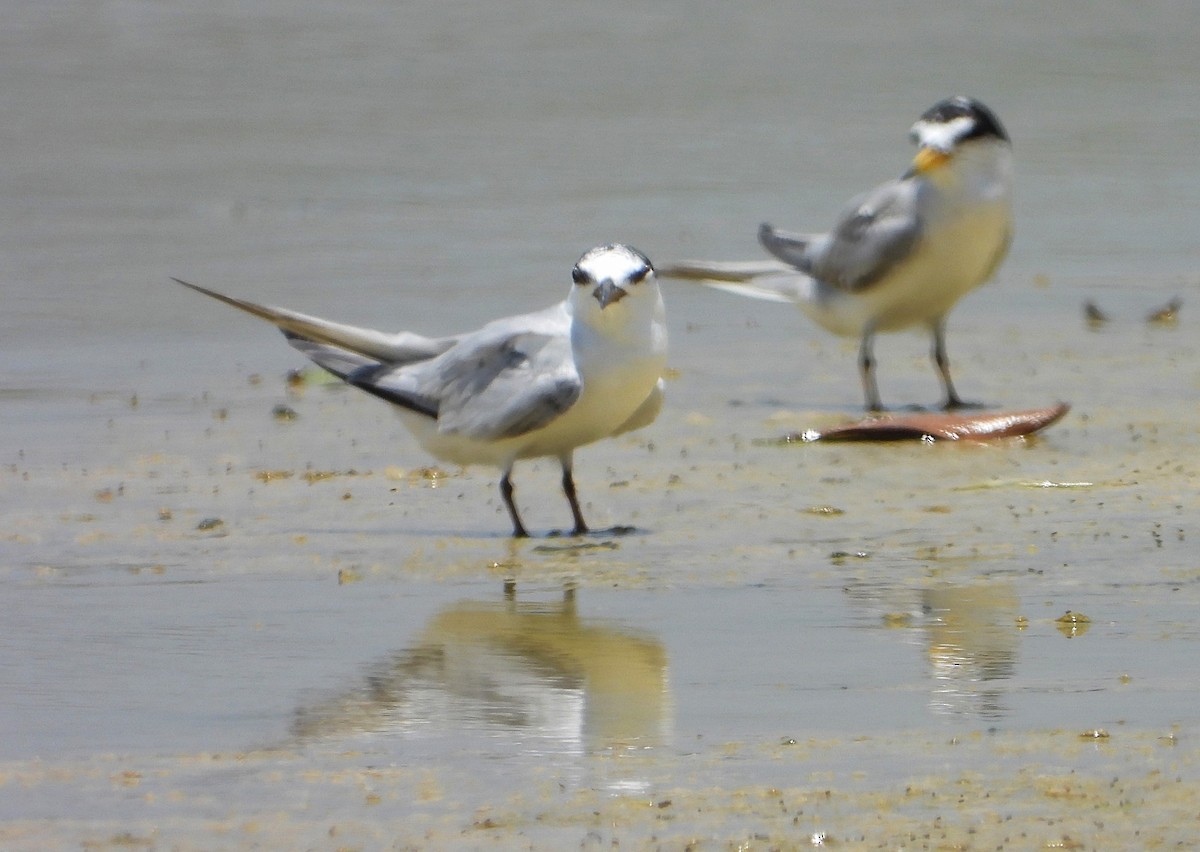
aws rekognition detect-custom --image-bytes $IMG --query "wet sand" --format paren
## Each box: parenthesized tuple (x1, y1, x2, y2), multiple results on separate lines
(3, 726, 1199, 849)
(3, 0, 1200, 848)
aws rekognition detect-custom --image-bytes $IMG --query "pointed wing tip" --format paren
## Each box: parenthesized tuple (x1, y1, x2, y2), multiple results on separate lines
(171, 277, 215, 297)
(168, 277, 282, 325)
(654, 263, 717, 281)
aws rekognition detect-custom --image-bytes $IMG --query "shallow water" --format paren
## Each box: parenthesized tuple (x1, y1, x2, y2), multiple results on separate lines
(3, 0, 1200, 847)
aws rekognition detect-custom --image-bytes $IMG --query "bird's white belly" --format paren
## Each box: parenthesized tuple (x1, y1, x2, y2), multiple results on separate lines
(523, 359, 658, 454)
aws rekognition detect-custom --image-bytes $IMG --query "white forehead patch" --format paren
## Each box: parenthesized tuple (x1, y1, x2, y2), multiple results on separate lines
(910, 115, 975, 153)
(576, 245, 651, 283)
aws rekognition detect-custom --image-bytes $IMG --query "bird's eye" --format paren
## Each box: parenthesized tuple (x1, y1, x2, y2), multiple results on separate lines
(629, 265, 650, 285)
(572, 266, 588, 285)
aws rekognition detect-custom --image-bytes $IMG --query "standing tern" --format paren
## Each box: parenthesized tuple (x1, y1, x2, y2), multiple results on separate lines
(661, 96, 1013, 411)
(174, 244, 667, 537)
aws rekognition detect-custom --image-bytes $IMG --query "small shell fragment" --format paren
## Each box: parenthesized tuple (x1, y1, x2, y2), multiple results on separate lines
(1056, 611, 1091, 624)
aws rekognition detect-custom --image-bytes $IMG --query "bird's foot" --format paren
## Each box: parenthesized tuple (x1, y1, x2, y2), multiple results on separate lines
(545, 524, 638, 539)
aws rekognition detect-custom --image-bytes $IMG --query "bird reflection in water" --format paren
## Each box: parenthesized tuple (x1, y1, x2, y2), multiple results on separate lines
(922, 582, 1020, 720)
(292, 585, 670, 755)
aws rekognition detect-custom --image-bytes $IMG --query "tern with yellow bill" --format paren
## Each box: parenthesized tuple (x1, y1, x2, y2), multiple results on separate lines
(661, 96, 1013, 411)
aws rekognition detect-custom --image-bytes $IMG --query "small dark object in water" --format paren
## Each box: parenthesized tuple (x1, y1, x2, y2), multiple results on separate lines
(1083, 301, 1109, 328)
(1146, 297, 1181, 325)
(792, 403, 1070, 443)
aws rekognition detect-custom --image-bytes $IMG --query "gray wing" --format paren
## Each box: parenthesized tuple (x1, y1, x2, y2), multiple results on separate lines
(760, 178, 923, 292)
(173, 279, 458, 366)
(655, 260, 805, 303)
(350, 317, 583, 441)
(285, 334, 389, 379)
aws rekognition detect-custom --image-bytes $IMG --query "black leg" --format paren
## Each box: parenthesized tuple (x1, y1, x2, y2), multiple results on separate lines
(499, 471, 529, 538)
(858, 328, 883, 412)
(560, 459, 589, 536)
(931, 319, 965, 409)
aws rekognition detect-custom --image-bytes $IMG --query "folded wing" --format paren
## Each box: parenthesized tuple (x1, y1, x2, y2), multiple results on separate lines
(760, 179, 923, 291)
(350, 323, 583, 440)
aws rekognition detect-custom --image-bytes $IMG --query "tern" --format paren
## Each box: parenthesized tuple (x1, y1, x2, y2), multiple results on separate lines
(661, 96, 1013, 411)
(174, 244, 667, 537)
